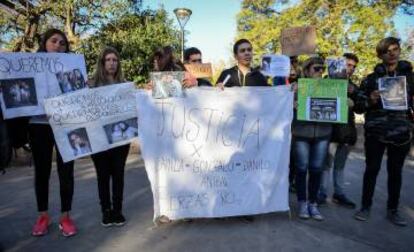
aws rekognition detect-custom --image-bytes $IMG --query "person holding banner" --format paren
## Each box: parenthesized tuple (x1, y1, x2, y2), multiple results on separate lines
(216, 39, 268, 88)
(292, 56, 330, 221)
(89, 46, 130, 227)
(29, 29, 77, 237)
(354, 37, 413, 226)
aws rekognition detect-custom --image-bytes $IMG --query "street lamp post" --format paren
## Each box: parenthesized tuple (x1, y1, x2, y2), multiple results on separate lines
(173, 8, 192, 62)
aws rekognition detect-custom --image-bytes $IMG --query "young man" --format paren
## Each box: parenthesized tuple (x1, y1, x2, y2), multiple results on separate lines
(318, 53, 364, 208)
(354, 37, 413, 226)
(216, 39, 267, 87)
(184, 47, 212, 86)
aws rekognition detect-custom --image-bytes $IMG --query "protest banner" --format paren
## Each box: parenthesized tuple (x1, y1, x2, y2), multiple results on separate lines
(44, 83, 137, 162)
(150, 71, 185, 99)
(184, 63, 213, 79)
(260, 55, 291, 77)
(0, 52, 87, 119)
(297, 78, 348, 123)
(378, 76, 408, 110)
(137, 87, 293, 221)
(281, 26, 316, 56)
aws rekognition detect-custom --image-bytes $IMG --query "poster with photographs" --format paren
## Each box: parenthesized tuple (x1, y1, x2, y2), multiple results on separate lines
(0, 52, 87, 119)
(297, 78, 348, 124)
(309, 98, 338, 121)
(150, 71, 185, 99)
(260, 54, 291, 77)
(44, 82, 137, 162)
(327, 58, 347, 79)
(378, 76, 408, 111)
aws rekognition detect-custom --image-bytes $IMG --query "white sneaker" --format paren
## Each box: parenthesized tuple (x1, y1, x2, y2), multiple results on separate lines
(308, 203, 324, 221)
(298, 201, 310, 219)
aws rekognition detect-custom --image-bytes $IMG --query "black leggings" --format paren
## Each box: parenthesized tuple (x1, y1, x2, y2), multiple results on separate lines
(29, 124, 74, 212)
(362, 136, 410, 210)
(91, 144, 130, 212)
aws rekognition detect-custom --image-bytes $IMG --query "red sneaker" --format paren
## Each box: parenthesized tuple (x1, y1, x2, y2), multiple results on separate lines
(59, 216, 77, 237)
(32, 214, 50, 236)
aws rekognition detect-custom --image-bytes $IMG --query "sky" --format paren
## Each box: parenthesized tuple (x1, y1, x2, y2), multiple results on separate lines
(143, 0, 414, 65)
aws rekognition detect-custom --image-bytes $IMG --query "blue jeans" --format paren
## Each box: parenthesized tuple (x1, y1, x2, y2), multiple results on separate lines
(319, 143, 350, 197)
(294, 139, 329, 203)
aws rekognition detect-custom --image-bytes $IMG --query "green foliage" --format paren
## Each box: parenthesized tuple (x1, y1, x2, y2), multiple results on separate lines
(79, 9, 180, 85)
(237, 0, 412, 80)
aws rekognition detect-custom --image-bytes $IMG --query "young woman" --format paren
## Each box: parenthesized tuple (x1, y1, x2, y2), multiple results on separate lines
(30, 29, 77, 237)
(89, 47, 130, 227)
(292, 56, 331, 221)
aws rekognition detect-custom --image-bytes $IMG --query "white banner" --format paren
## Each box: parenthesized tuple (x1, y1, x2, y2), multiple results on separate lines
(137, 87, 293, 221)
(0, 52, 87, 119)
(44, 83, 137, 162)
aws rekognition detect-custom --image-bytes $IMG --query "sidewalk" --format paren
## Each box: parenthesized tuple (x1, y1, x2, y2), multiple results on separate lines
(0, 139, 413, 252)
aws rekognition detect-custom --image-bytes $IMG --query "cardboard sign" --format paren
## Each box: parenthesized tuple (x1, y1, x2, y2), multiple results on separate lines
(185, 63, 213, 79)
(281, 26, 317, 56)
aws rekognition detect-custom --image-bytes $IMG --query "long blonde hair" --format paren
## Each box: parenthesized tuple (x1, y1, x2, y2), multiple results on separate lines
(91, 47, 124, 86)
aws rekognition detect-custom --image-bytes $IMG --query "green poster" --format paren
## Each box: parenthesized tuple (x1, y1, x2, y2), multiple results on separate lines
(297, 78, 348, 124)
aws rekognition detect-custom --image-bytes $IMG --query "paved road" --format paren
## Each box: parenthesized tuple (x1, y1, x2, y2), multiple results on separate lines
(1, 136, 413, 252)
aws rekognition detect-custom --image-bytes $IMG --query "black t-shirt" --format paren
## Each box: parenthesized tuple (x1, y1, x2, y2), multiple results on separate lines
(216, 66, 268, 87)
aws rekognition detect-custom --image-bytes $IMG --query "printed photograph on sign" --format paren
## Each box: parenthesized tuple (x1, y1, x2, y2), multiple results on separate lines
(67, 128, 92, 157)
(260, 54, 290, 77)
(56, 68, 86, 93)
(261, 56, 271, 73)
(309, 98, 338, 121)
(104, 117, 138, 144)
(327, 58, 347, 79)
(0, 78, 38, 108)
(150, 71, 185, 99)
(378, 76, 407, 110)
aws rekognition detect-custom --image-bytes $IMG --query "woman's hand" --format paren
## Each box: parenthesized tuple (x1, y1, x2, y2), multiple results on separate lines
(144, 81, 154, 90)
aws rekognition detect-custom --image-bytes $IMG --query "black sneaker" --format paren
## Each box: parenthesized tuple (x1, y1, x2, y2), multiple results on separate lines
(112, 211, 126, 226)
(316, 196, 327, 206)
(354, 208, 370, 221)
(101, 210, 113, 227)
(332, 194, 356, 209)
(387, 210, 407, 227)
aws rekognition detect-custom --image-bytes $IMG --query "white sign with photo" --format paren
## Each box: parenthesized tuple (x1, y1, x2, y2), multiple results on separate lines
(137, 87, 293, 221)
(260, 54, 291, 77)
(150, 71, 185, 99)
(378, 76, 408, 111)
(44, 82, 137, 162)
(0, 52, 88, 119)
(327, 58, 347, 79)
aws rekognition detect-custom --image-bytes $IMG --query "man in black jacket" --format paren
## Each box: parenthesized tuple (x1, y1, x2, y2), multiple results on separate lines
(354, 37, 413, 226)
(318, 53, 364, 208)
(216, 39, 268, 87)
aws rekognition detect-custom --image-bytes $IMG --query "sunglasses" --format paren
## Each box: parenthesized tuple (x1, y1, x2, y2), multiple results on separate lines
(312, 66, 325, 72)
(238, 47, 252, 53)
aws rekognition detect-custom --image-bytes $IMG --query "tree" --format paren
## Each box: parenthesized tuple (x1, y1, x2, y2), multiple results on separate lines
(79, 8, 181, 85)
(237, 0, 413, 79)
(0, 0, 142, 51)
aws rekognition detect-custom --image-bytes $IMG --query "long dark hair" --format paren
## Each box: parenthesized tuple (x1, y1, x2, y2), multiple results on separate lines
(152, 46, 184, 71)
(37, 29, 70, 53)
(91, 46, 124, 87)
